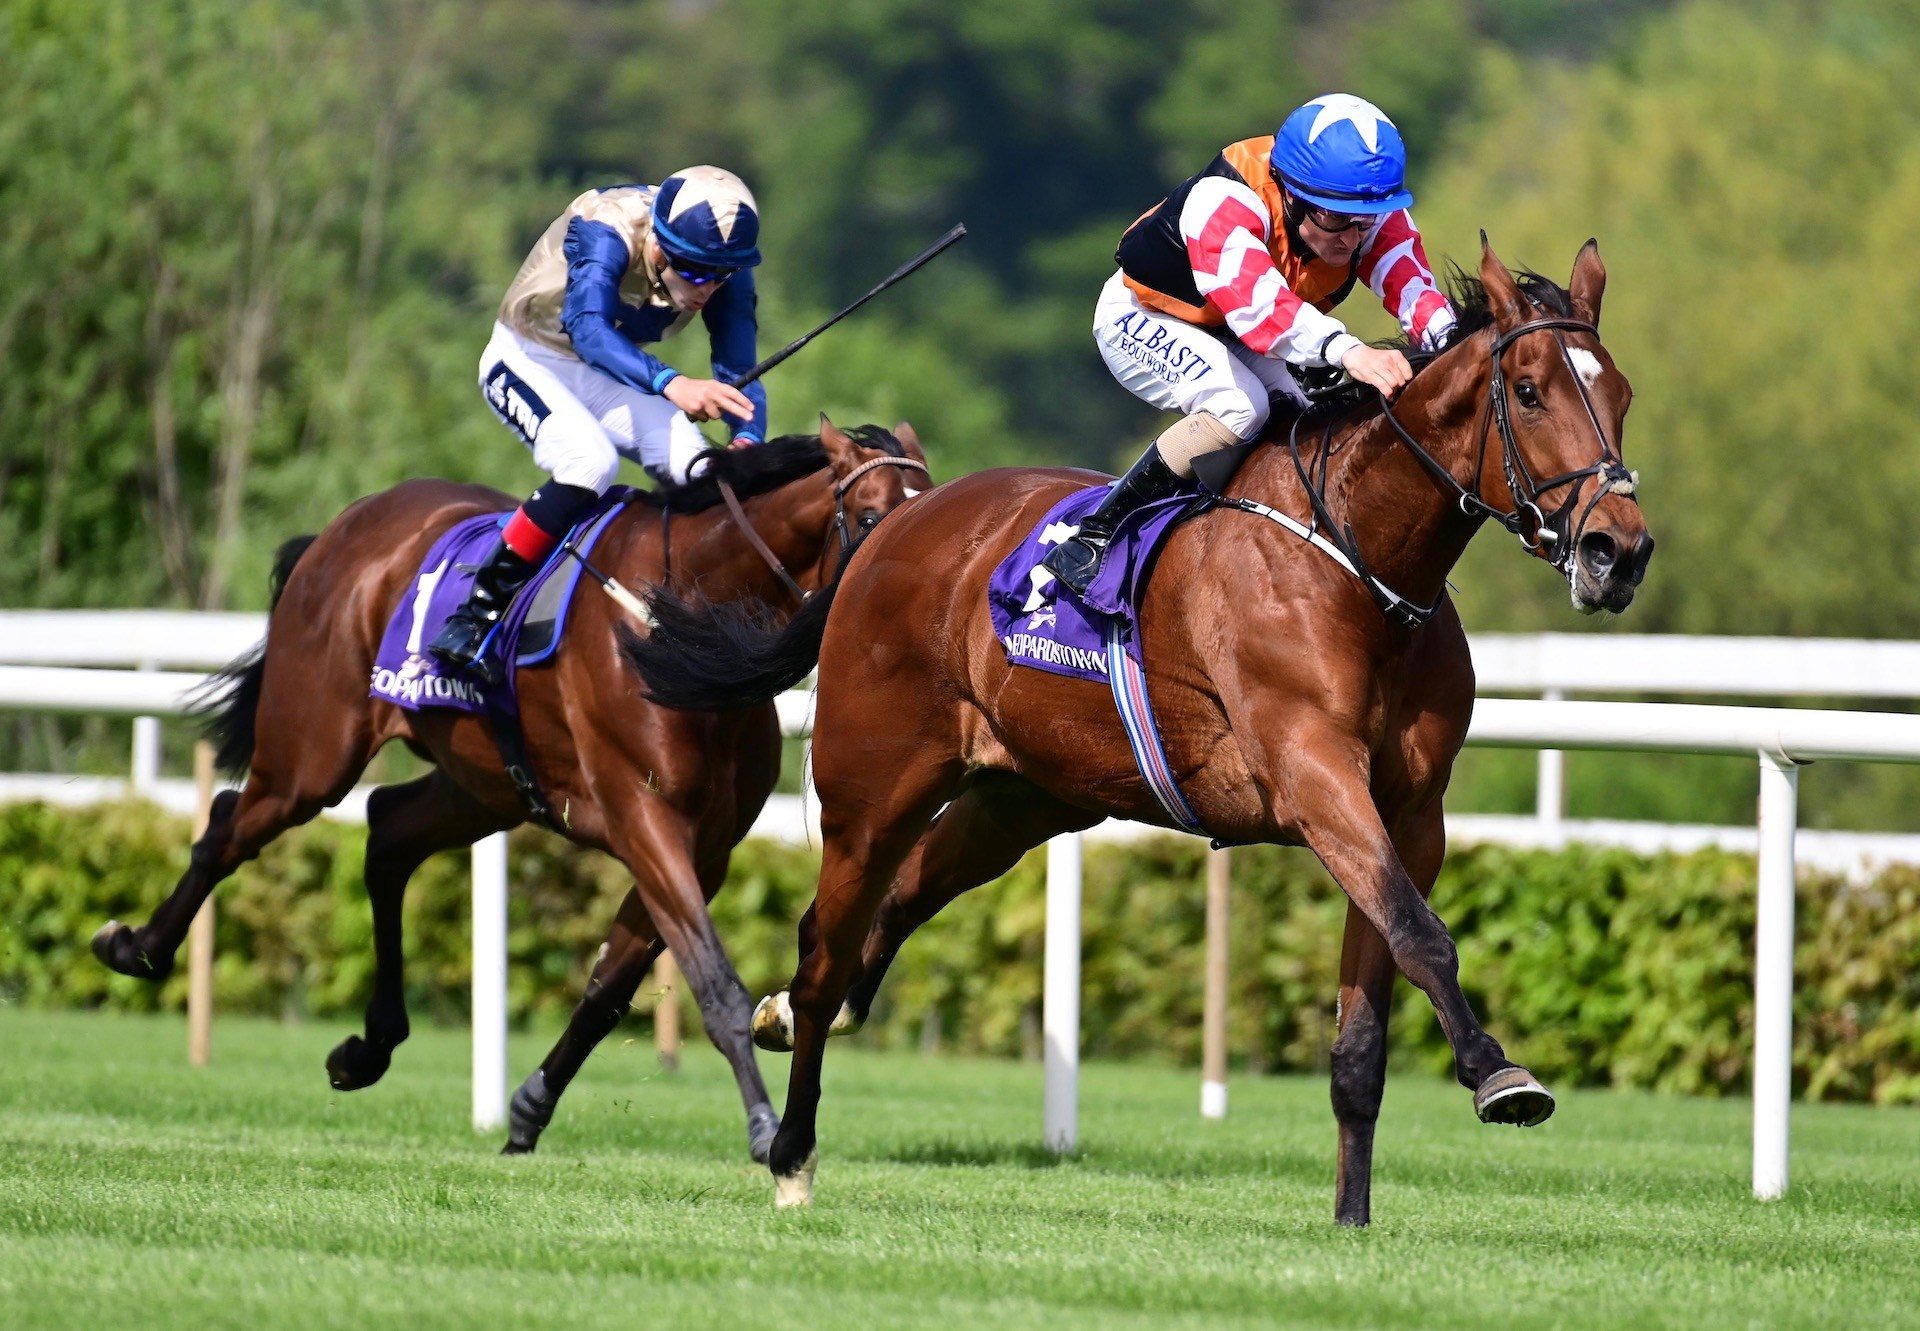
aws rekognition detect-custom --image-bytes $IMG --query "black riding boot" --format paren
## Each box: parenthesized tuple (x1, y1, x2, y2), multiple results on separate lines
(426, 539, 539, 674)
(1041, 443, 1188, 596)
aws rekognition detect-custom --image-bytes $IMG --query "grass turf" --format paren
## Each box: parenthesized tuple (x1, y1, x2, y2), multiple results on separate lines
(1, 1010, 1917, 1329)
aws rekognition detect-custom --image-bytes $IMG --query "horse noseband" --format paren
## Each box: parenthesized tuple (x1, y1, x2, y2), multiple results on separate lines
(830, 455, 932, 555)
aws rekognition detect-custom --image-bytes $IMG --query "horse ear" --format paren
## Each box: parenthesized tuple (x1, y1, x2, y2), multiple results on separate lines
(892, 420, 925, 460)
(1478, 232, 1527, 331)
(1570, 237, 1605, 328)
(818, 413, 859, 472)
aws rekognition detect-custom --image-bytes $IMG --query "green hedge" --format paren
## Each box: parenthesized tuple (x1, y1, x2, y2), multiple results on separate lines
(3, 800, 1917, 1103)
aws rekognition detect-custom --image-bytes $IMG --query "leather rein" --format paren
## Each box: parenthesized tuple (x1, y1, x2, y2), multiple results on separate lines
(715, 454, 930, 603)
(1249, 314, 1636, 629)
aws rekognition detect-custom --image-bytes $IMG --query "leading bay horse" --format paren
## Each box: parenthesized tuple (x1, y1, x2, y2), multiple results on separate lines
(624, 242, 1653, 1220)
(92, 419, 927, 1161)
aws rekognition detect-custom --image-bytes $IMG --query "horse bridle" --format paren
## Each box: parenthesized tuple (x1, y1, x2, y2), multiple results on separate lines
(716, 454, 930, 604)
(1375, 314, 1638, 575)
(1270, 312, 1637, 629)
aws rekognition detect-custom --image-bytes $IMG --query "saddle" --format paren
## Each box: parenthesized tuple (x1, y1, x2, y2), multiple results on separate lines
(369, 488, 640, 828)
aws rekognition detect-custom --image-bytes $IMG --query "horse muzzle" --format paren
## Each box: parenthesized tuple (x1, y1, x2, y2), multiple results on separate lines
(1570, 526, 1654, 614)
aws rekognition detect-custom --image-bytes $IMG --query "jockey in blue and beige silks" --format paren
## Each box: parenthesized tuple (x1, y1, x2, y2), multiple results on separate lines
(430, 166, 767, 672)
(1044, 94, 1458, 595)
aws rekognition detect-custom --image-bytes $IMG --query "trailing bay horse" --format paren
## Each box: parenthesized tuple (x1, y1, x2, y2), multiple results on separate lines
(624, 242, 1653, 1220)
(92, 419, 927, 1161)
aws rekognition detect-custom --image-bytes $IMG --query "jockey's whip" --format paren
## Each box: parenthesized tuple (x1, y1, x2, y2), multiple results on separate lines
(568, 553, 653, 626)
(551, 525, 653, 627)
(725, 223, 968, 388)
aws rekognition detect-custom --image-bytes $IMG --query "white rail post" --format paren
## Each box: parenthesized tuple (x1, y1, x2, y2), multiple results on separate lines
(1043, 831, 1083, 1153)
(1752, 750, 1799, 1200)
(654, 950, 682, 1072)
(1201, 845, 1230, 1119)
(131, 661, 162, 794)
(471, 832, 510, 1131)
(1536, 687, 1566, 834)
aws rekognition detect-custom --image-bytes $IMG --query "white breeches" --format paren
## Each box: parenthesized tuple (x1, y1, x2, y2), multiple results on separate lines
(1092, 271, 1307, 442)
(478, 322, 711, 491)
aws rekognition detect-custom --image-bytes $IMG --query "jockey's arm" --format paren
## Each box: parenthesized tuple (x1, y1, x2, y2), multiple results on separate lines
(560, 218, 683, 395)
(702, 269, 770, 445)
(1354, 211, 1456, 350)
(1179, 177, 1362, 369)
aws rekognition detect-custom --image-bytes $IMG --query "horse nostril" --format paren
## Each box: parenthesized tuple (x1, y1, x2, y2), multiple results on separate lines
(1628, 532, 1656, 583)
(1577, 531, 1618, 579)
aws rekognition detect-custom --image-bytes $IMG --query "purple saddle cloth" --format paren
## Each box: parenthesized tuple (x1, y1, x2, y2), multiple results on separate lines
(987, 485, 1203, 683)
(368, 492, 631, 715)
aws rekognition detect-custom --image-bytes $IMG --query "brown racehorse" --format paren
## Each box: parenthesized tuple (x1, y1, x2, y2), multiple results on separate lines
(92, 419, 927, 1162)
(623, 243, 1654, 1221)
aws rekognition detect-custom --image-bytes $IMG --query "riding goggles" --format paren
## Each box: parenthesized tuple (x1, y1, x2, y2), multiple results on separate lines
(665, 256, 740, 287)
(1300, 203, 1374, 235)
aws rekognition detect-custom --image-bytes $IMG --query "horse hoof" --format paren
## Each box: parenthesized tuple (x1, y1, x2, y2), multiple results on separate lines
(773, 1149, 818, 1209)
(91, 922, 172, 983)
(325, 1035, 393, 1092)
(1474, 1066, 1556, 1127)
(746, 1104, 781, 1165)
(752, 992, 794, 1052)
(503, 1069, 556, 1153)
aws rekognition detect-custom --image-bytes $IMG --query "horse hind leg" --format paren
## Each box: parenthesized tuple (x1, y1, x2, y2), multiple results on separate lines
(502, 888, 666, 1157)
(92, 743, 371, 983)
(328, 773, 510, 1092)
(768, 753, 962, 1206)
(92, 785, 244, 982)
(754, 774, 1097, 1054)
(93, 636, 380, 983)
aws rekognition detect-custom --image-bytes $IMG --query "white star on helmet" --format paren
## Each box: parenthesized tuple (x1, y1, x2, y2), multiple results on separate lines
(1305, 93, 1392, 152)
(664, 165, 756, 240)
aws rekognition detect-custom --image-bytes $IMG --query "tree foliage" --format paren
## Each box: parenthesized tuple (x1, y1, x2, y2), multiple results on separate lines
(8, 0, 1920, 825)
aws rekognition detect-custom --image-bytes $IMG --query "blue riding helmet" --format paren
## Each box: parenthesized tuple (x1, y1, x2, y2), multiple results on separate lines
(1269, 93, 1413, 215)
(650, 165, 763, 269)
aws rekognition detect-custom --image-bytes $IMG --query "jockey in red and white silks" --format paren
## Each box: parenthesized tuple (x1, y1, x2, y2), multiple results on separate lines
(1046, 94, 1457, 596)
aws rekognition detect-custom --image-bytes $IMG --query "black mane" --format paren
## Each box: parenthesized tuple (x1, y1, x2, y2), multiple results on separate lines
(1424, 263, 1576, 352)
(643, 423, 905, 514)
(1296, 263, 1577, 425)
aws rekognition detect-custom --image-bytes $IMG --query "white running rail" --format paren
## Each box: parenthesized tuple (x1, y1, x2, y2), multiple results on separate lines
(6, 612, 1920, 1193)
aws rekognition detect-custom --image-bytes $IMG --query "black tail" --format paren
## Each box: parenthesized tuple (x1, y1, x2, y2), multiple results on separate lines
(190, 534, 316, 777)
(620, 572, 844, 710)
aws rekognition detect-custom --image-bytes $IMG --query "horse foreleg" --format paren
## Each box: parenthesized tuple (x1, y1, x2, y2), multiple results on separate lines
(1288, 737, 1552, 1129)
(607, 804, 777, 1163)
(1330, 799, 1446, 1227)
(503, 887, 665, 1156)
(327, 773, 509, 1092)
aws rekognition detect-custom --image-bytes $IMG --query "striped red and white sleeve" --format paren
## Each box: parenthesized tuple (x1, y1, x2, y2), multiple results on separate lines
(1355, 210, 1456, 350)
(1177, 176, 1361, 367)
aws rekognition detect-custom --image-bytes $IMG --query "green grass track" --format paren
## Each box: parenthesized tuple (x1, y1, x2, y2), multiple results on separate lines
(2, 1011, 1917, 1329)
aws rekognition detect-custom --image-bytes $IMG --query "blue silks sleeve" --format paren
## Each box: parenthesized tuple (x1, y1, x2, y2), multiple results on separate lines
(560, 218, 681, 395)
(703, 268, 769, 444)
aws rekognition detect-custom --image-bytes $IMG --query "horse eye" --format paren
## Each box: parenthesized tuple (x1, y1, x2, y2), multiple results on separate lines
(1516, 380, 1542, 409)
(859, 511, 881, 530)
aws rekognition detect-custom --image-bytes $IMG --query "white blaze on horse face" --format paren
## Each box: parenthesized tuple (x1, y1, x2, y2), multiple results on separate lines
(1567, 348, 1603, 390)
(903, 486, 924, 498)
